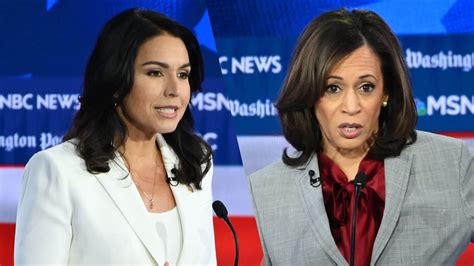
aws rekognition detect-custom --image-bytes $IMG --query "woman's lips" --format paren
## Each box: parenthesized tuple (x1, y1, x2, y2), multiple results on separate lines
(338, 123, 363, 139)
(155, 105, 178, 118)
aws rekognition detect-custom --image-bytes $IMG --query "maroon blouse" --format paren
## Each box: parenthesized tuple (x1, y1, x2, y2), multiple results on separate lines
(318, 153, 385, 266)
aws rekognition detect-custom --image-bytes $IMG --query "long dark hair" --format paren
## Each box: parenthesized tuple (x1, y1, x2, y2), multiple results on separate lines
(64, 8, 212, 189)
(276, 8, 417, 166)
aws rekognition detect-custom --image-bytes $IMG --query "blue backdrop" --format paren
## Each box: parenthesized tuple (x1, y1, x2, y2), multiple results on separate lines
(207, 0, 474, 136)
(0, 0, 242, 166)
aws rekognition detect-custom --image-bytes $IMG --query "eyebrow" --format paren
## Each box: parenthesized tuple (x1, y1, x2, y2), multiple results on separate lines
(141, 61, 191, 69)
(327, 74, 377, 80)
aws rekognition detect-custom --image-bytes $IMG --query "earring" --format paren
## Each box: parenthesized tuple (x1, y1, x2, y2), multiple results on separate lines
(382, 101, 388, 107)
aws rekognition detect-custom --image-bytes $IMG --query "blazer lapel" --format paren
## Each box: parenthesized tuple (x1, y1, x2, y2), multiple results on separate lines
(370, 153, 414, 265)
(170, 184, 212, 263)
(94, 157, 165, 265)
(295, 154, 349, 265)
(157, 134, 212, 264)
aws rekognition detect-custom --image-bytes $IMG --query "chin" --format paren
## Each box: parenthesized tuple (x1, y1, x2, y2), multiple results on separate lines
(156, 125, 179, 134)
(334, 138, 368, 151)
(157, 128, 178, 134)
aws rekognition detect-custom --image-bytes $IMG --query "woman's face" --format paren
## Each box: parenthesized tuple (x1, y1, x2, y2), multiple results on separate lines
(118, 34, 191, 139)
(314, 45, 387, 156)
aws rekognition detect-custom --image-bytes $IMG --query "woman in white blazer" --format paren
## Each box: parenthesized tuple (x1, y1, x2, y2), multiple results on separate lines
(15, 8, 216, 265)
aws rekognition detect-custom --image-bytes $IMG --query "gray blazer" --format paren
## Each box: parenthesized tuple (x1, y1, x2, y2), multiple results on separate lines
(248, 131, 474, 265)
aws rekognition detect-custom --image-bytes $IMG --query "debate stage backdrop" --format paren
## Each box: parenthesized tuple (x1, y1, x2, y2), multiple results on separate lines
(207, 0, 474, 175)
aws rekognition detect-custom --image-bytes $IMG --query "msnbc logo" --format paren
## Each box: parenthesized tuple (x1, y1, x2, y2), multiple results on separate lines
(415, 95, 474, 116)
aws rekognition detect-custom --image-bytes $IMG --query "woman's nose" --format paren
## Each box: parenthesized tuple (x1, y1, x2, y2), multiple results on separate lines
(341, 90, 361, 115)
(164, 76, 179, 97)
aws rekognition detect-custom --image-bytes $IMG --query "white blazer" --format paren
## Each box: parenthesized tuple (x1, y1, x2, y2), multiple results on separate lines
(14, 134, 216, 265)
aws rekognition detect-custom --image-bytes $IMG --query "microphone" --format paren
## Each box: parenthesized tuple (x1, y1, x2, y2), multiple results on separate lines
(213, 200, 239, 266)
(167, 168, 179, 186)
(309, 170, 322, 187)
(350, 172, 368, 266)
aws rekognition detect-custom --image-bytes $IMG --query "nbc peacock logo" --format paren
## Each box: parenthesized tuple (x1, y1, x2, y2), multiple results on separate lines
(415, 98, 427, 116)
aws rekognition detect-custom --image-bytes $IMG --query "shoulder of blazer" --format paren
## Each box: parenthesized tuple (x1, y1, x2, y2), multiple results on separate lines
(27, 140, 84, 173)
(250, 149, 312, 181)
(250, 160, 295, 186)
(248, 152, 313, 199)
(402, 130, 464, 157)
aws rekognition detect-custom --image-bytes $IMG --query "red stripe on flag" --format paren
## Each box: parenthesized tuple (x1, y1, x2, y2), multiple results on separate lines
(437, 132, 474, 138)
(0, 223, 15, 266)
(214, 216, 263, 265)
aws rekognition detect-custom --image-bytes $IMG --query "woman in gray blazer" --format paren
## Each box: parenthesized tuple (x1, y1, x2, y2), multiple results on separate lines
(249, 8, 473, 265)
(15, 9, 216, 265)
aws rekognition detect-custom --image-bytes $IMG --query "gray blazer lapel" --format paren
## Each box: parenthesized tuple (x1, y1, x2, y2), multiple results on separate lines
(295, 154, 348, 265)
(371, 153, 414, 265)
(94, 158, 165, 265)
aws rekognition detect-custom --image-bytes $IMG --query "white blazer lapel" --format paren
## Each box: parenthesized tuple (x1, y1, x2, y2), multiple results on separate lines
(171, 184, 214, 264)
(157, 134, 215, 264)
(94, 156, 166, 265)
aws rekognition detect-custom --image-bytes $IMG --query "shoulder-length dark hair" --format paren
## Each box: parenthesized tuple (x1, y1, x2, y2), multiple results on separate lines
(276, 8, 417, 166)
(64, 8, 212, 189)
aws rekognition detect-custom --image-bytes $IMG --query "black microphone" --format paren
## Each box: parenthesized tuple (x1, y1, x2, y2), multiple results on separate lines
(167, 168, 179, 186)
(309, 170, 322, 187)
(350, 172, 368, 266)
(213, 200, 239, 266)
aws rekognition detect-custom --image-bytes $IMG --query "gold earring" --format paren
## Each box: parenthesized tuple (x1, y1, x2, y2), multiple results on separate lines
(382, 101, 388, 107)
(113, 96, 119, 107)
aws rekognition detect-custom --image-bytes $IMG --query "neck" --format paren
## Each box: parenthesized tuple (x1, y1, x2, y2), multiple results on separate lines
(116, 105, 158, 153)
(323, 145, 368, 181)
(120, 134, 160, 160)
(120, 135, 164, 184)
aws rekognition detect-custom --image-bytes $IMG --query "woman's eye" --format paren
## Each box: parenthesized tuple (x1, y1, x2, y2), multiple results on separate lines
(147, 70, 162, 77)
(359, 83, 375, 93)
(177, 72, 189, 79)
(325, 85, 341, 94)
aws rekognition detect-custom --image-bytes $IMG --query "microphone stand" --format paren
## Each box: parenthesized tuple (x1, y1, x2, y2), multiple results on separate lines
(223, 215, 239, 266)
(213, 200, 239, 266)
(350, 172, 367, 266)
